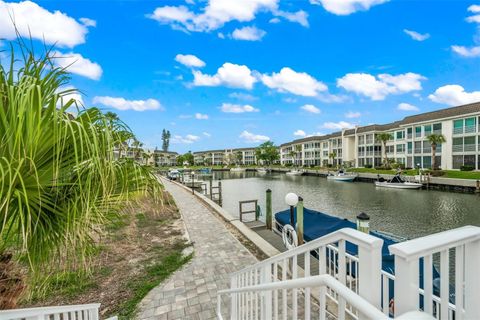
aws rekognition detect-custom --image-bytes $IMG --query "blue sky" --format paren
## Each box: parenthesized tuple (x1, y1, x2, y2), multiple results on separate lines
(1, 0, 480, 153)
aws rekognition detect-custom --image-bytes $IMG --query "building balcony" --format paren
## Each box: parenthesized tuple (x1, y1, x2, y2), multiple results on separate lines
(453, 127, 463, 135)
(452, 145, 463, 152)
(422, 148, 431, 153)
(433, 130, 442, 135)
(465, 125, 477, 134)
(414, 148, 422, 153)
(407, 134, 413, 139)
(464, 144, 476, 152)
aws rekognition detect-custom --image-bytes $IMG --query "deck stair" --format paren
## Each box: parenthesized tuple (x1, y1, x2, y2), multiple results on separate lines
(217, 226, 480, 320)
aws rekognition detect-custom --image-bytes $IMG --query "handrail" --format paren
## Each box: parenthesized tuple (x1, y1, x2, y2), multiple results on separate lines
(389, 225, 480, 260)
(231, 227, 383, 276)
(218, 274, 388, 320)
(0, 304, 100, 318)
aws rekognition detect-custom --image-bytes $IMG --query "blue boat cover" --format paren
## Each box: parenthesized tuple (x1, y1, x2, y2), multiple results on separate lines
(275, 207, 449, 305)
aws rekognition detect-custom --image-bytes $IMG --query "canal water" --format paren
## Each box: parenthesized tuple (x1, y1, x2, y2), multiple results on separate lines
(204, 171, 480, 240)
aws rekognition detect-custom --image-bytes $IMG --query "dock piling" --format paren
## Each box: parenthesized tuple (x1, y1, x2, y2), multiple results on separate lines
(297, 196, 304, 245)
(266, 189, 272, 230)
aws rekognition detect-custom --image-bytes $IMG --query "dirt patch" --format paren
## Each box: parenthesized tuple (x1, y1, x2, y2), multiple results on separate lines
(20, 192, 191, 319)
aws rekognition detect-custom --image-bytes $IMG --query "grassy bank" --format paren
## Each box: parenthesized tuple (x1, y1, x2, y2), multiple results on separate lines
(21, 194, 192, 319)
(348, 167, 480, 180)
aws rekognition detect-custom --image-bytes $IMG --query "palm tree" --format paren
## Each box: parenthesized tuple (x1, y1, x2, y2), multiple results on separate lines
(0, 44, 162, 304)
(288, 150, 296, 167)
(427, 134, 446, 170)
(328, 152, 337, 167)
(376, 132, 393, 167)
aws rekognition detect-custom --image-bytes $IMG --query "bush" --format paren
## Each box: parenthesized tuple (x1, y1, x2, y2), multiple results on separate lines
(429, 170, 446, 177)
(460, 165, 475, 171)
(364, 164, 373, 169)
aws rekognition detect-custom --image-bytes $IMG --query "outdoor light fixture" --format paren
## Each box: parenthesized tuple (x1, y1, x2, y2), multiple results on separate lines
(356, 212, 370, 234)
(285, 193, 299, 227)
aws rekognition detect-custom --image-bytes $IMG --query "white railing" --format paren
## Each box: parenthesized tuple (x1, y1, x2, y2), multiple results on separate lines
(0, 304, 102, 320)
(220, 228, 384, 320)
(389, 226, 480, 319)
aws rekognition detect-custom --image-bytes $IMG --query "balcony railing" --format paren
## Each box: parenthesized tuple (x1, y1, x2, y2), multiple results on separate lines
(464, 144, 476, 152)
(453, 127, 463, 135)
(452, 145, 463, 152)
(422, 148, 431, 153)
(414, 148, 422, 153)
(433, 129, 442, 135)
(407, 133, 413, 139)
(465, 125, 476, 134)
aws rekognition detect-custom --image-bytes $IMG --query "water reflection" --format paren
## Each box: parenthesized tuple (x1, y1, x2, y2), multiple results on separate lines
(203, 171, 480, 239)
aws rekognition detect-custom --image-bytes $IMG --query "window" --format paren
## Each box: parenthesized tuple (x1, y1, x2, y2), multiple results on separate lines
(423, 156, 432, 169)
(424, 125, 432, 136)
(465, 155, 476, 167)
(464, 136, 476, 152)
(433, 123, 442, 133)
(414, 156, 422, 168)
(465, 117, 476, 133)
(453, 155, 463, 169)
(423, 141, 431, 153)
(453, 138, 463, 152)
(415, 126, 422, 137)
(407, 142, 413, 153)
(396, 131, 405, 140)
(414, 141, 422, 153)
(396, 144, 405, 153)
(453, 119, 463, 134)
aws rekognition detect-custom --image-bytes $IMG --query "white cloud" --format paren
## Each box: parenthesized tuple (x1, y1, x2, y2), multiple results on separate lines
(239, 130, 270, 143)
(175, 54, 206, 67)
(300, 104, 321, 114)
(0, 0, 91, 48)
(293, 129, 306, 137)
(172, 134, 200, 144)
(261, 67, 327, 96)
(466, 14, 480, 23)
(322, 121, 354, 130)
(203, 132, 211, 137)
(195, 112, 209, 119)
(468, 4, 480, 13)
(345, 111, 361, 118)
(273, 10, 309, 27)
(397, 103, 419, 111)
(337, 72, 426, 100)
(403, 29, 430, 41)
(93, 96, 163, 111)
(451, 45, 480, 58)
(221, 103, 259, 113)
(231, 26, 266, 41)
(79, 17, 96, 27)
(229, 92, 257, 101)
(148, 0, 278, 32)
(428, 84, 480, 106)
(269, 17, 281, 23)
(193, 62, 256, 89)
(309, 0, 388, 15)
(52, 51, 102, 80)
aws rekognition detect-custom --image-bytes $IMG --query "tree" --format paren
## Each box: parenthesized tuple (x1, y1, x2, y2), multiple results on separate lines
(161, 129, 171, 152)
(235, 151, 243, 165)
(427, 134, 446, 170)
(375, 132, 393, 168)
(183, 151, 194, 166)
(176, 154, 185, 166)
(255, 141, 280, 166)
(0, 43, 162, 305)
(329, 152, 337, 167)
(153, 148, 159, 167)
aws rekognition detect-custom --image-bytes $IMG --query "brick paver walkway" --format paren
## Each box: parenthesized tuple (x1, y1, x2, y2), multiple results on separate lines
(136, 179, 258, 320)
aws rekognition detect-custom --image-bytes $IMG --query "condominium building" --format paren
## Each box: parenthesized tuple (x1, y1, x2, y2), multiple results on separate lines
(192, 102, 480, 171)
(153, 150, 179, 167)
(193, 148, 259, 166)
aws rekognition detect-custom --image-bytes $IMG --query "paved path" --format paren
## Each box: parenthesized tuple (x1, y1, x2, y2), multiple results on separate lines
(136, 180, 258, 320)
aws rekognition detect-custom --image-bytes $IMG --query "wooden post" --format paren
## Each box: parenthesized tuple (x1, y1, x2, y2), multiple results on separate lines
(266, 189, 272, 230)
(209, 175, 213, 199)
(476, 180, 480, 194)
(297, 196, 304, 245)
(218, 180, 222, 206)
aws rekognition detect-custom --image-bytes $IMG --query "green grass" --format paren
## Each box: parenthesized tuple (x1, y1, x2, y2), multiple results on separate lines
(114, 252, 193, 320)
(348, 167, 480, 180)
(442, 171, 480, 179)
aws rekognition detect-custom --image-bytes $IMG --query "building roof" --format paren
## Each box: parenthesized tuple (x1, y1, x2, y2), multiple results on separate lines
(400, 102, 480, 125)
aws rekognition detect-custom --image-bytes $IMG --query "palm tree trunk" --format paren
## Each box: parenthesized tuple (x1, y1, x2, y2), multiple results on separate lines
(431, 144, 437, 170)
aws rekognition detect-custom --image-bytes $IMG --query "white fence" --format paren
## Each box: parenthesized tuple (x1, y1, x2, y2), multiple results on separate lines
(0, 304, 102, 320)
(218, 226, 480, 320)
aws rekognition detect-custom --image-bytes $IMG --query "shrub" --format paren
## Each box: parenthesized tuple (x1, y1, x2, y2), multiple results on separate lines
(364, 164, 373, 168)
(460, 165, 475, 171)
(429, 170, 446, 177)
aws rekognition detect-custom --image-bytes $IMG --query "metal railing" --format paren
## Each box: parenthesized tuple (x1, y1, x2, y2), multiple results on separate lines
(0, 304, 101, 320)
(452, 145, 463, 153)
(464, 125, 476, 134)
(239, 200, 258, 223)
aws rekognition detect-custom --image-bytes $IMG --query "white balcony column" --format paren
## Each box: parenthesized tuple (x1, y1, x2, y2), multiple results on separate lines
(464, 239, 480, 319)
(393, 255, 419, 317)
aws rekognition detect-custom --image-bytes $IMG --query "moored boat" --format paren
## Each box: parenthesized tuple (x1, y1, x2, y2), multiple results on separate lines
(230, 167, 246, 172)
(375, 174, 422, 189)
(256, 168, 268, 174)
(167, 169, 180, 180)
(285, 169, 303, 176)
(326, 169, 357, 182)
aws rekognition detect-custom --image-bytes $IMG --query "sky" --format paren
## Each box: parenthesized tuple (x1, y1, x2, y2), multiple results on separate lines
(1, 0, 480, 153)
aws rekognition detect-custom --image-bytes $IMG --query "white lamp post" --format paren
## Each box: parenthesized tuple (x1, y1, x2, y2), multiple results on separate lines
(285, 192, 299, 227)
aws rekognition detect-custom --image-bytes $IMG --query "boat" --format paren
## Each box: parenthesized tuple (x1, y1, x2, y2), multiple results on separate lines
(167, 169, 180, 180)
(326, 169, 357, 182)
(285, 169, 303, 176)
(230, 167, 246, 172)
(182, 178, 203, 188)
(256, 168, 268, 174)
(375, 174, 423, 189)
(199, 168, 212, 174)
